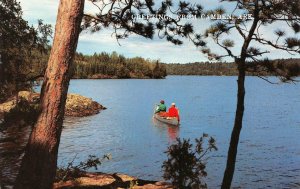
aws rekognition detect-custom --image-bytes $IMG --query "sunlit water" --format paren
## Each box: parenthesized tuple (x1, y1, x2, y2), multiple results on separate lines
(1, 76, 300, 188)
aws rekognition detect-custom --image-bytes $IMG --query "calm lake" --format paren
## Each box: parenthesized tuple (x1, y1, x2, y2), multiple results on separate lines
(58, 76, 300, 188)
(1, 76, 300, 188)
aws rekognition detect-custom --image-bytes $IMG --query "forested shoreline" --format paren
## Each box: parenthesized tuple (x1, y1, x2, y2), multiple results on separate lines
(165, 59, 300, 76)
(72, 56, 300, 78)
(72, 52, 167, 79)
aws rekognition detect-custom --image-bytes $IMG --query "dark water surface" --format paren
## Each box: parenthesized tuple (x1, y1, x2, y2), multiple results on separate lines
(1, 76, 300, 188)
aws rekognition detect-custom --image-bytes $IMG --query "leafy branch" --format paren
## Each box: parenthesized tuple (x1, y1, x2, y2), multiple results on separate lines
(56, 154, 111, 182)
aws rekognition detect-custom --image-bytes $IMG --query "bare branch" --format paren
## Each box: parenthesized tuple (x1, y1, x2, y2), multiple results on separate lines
(256, 75, 280, 84)
(235, 22, 246, 39)
(120, 0, 133, 19)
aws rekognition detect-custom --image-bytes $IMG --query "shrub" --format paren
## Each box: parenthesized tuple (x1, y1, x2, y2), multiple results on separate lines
(56, 154, 111, 182)
(162, 134, 217, 189)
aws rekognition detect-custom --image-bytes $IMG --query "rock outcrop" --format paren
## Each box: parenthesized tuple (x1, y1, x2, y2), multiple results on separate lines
(65, 93, 106, 117)
(53, 172, 173, 189)
(0, 91, 106, 118)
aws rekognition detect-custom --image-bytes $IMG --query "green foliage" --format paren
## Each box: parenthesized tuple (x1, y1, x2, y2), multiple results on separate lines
(274, 29, 286, 37)
(0, 98, 40, 130)
(201, 0, 300, 82)
(165, 59, 300, 76)
(72, 51, 166, 79)
(285, 38, 300, 49)
(222, 39, 234, 48)
(56, 154, 111, 182)
(83, 1, 205, 48)
(247, 58, 300, 82)
(0, 0, 52, 102)
(0, 83, 16, 103)
(162, 134, 217, 189)
(152, 61, 167, 79)
(292, 23, 300, 33)
(166, 62, 238, 76)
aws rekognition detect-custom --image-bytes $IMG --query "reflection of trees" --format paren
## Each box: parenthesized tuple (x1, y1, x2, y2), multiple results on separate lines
(0, 125, 31, 187)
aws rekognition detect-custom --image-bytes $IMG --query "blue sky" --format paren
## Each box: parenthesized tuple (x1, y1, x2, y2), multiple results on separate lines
(19, 0, 300, 63)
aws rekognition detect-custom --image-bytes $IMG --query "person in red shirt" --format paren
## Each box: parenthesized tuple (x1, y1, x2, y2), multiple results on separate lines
(168, 102, 180, 122)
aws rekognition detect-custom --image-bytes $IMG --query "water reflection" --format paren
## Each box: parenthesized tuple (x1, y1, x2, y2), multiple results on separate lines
(152, 117, 180, 142)
(0, 125, 31, 188)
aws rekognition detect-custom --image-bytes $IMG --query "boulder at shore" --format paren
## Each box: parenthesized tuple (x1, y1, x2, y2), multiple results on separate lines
(65, 93, 106, 117)
(0, 91, 106, 117)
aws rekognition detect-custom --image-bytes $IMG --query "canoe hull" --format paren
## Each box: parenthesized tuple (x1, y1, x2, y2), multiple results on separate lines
(153, 114, 179, 126)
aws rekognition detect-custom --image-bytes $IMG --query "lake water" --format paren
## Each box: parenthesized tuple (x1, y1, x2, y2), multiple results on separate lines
(1, 76, 300, 188)
(57, 76, 300, 188)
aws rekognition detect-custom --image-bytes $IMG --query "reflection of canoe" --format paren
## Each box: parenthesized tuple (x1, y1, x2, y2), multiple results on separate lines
(153, 114, 179, 126)
(152, 117, 180, 141)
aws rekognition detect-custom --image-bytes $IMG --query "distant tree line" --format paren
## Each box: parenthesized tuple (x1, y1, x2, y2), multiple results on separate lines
(165, 62, 237, 75)
(72, 51, 167, 79)
(165, 59, 300, 76)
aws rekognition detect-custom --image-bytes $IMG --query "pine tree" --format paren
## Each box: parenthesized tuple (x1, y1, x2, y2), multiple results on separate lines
(202, 1, 300, 188)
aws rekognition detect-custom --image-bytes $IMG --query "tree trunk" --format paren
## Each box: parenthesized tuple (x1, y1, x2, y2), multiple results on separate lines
(14, 1, 84, 189)
(221, 63, 246, 189)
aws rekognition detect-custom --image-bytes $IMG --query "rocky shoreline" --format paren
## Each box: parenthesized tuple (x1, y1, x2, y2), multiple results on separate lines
(54, 172, 173, 189)
(0, 93, 173, 189)
(64, 93, 106, 117)
(0, 91, 106, 119)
